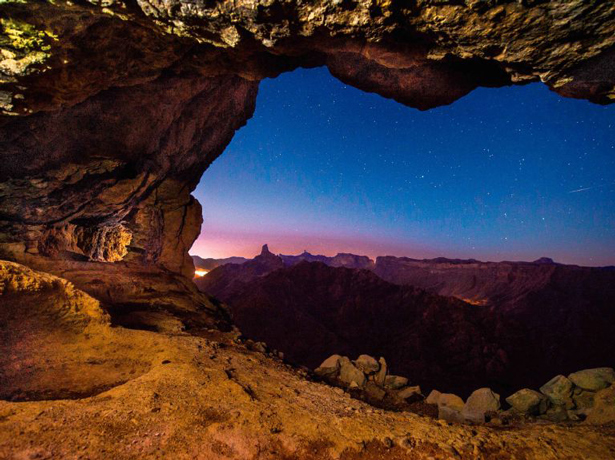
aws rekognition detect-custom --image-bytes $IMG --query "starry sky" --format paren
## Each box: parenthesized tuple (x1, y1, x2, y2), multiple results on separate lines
(191, 67, 615, 266)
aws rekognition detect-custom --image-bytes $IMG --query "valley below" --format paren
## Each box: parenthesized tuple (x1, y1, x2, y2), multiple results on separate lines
(196, 246, 615, 399)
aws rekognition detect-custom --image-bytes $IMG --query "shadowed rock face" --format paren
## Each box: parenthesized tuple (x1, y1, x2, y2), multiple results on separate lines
(1, 2, 614, 309)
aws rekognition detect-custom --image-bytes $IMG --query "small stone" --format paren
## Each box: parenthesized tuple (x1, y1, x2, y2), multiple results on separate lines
(426, 389, 442, 405)
(384, 375, 408, 390)
(569, 368, 615, 392)
(540, 375, 574, 408)
(542, 405, 568, 423)
(567, 410, 581, 421)
(355, 355, 379, 374)
(506, 389, 549, 415)
(364, 381, 386, 401)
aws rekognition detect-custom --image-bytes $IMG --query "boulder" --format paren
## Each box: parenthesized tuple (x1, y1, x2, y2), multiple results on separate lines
(426, 390, 442, 405)
(438, 393, 465, 411)
(384, 375, 408, 390)
(397, 385, 422, 403)
(585, 385, 615, 425)
(339, 357, 366, 388)
(375, 357, 387, 386)
(462, 388, 501, 423)
(364, 381, 387, 401)
(439, 405, 465, 424)
(573, 390, 596, 411)
(506, 389, 549, 415)
(355, 355, 380, 375)
(568, 368, 615, 392)
(315, 355, 342, 378)
(437, 393, 465, 423)
(542, 405, 569, 423)
(540, 375, 574, 408)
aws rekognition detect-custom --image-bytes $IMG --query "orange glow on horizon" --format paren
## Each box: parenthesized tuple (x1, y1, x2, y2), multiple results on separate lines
(194, 269, 209, 277)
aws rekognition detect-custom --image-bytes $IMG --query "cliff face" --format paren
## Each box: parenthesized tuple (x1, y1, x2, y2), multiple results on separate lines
(1, 1, 615, 316)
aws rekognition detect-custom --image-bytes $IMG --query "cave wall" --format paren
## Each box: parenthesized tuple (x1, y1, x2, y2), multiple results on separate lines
(1, 0, 614, 311)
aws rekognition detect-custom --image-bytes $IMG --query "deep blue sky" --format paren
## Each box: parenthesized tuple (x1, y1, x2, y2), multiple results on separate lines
(192, 67, 615, 266)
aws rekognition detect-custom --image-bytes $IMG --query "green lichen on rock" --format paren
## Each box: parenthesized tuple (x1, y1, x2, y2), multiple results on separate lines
(0, 17, 56, 84)
(1, 17, 52, 52)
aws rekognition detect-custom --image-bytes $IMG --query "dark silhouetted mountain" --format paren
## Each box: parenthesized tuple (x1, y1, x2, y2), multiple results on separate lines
(191, 254, 248, 271)
(281, 251, 375, 270)
(373, 256, 581, 308)
(195, 244, 284, 297)
(198, 252, 615, 397)
(193, 247, 374, 274)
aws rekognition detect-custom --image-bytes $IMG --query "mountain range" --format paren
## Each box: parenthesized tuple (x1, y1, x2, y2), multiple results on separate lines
(194, 246, 615, 396)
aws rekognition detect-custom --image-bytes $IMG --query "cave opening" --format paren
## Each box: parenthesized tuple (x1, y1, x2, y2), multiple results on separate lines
(190, 66, 615, 399)
(190, 66, 615, 267)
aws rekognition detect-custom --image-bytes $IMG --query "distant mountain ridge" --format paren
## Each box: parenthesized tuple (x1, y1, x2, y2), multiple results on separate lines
(193, 248, 613, 307)
(192, 248, 374, 271)
(195, 245, 615, 396)
(192, 254, 249, 271)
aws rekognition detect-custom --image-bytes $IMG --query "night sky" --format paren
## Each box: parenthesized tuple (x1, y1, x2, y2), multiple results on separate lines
(192, 67, 615, 266)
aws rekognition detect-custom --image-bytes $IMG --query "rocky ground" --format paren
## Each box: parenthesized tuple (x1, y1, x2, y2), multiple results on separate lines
(2, 260, 615, 459)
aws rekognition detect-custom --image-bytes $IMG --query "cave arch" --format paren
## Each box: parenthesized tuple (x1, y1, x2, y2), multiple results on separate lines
(1, 0, 614, 322)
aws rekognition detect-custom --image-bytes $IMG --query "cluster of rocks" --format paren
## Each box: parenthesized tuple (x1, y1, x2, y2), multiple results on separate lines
(426, 367, 615, 425)
(315, 354, 422, 409)
(315, 354, 615, 426)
